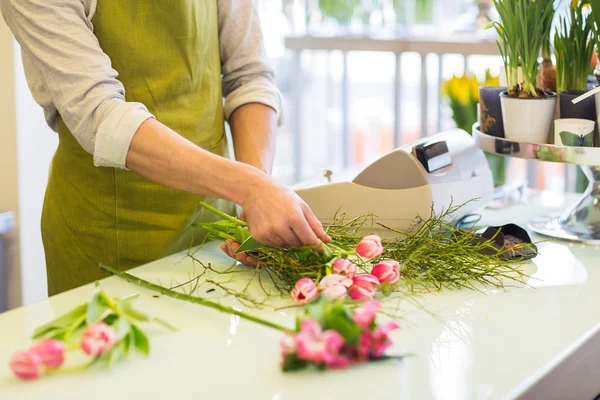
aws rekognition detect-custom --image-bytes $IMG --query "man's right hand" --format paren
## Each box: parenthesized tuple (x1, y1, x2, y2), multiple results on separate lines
(240, 177, 331, 248)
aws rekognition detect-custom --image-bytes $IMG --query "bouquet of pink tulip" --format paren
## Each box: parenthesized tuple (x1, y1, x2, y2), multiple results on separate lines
(291, 235, 402, 304)
(281, 296, 402, 371)
(97, 265, 405, 373)
(9, 283, 175, 381)
(194, 202, 530, 298)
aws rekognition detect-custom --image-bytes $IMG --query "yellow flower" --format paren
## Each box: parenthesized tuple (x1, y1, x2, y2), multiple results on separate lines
(484, 69, 500, 87)
(469, 75, 480, 102)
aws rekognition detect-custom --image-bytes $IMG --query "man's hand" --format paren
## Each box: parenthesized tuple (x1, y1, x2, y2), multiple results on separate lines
(221, 177, 331, 267)
(242, 180, 330, 248)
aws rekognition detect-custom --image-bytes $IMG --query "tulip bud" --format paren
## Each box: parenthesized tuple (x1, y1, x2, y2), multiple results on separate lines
(353, 299, 381, 330)
(291, 278, 319, 304)
(371, 260, 400, 285)
(30, 339, 66, 369)
(331, 259, 356, 278)
(81, 322, 118, 357)
(10, 351, 43, 380)
(319, 274, 352, 300)
(356, 235, 384, 259)
(348, 274, 380, 300)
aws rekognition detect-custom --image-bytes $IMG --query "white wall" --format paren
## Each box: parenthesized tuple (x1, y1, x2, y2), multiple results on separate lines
(1, 21, 57, 309)
(15, 45, 56, 306)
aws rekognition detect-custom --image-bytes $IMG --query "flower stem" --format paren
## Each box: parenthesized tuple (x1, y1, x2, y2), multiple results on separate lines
(99, 264, 291, 332)
(199, 202, 247, 227)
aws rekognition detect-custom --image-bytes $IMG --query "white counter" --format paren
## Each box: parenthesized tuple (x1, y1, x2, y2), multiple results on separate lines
(0, 193, 599, 400)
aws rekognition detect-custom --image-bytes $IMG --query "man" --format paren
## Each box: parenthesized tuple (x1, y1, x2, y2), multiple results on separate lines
(2, 0, 329, 295)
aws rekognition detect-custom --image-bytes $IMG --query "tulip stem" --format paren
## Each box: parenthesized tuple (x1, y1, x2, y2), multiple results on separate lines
(99, 264, 291, 333)
(198, 202, 247, 227)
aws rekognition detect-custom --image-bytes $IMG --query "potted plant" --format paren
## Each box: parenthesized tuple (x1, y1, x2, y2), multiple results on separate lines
(489, 0, 558, 144)
(555, 0, 596, 121)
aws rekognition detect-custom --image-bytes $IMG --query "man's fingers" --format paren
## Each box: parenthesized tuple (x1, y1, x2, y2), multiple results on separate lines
(302, 205, 331, 243)
(291, 216, 321, 247)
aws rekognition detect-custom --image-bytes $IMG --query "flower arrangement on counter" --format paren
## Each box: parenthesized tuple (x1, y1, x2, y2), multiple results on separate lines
(9, 200, 535, 381)
(191, 201, 529, 300)
(9, 284, 175, 381)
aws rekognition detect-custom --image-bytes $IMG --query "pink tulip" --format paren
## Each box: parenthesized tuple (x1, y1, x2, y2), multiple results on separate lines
(30, 339, 66, 369)
(81, 322, 118, 357)
(348, 274, 380, 300)
(371, 260, 401, 285)
(10, 351, 43, 380)
(357, 320, 400, 360)
(280, 332, 297, 357)
(356, 235, 384, 259)
(291, 278, 319, 304)
(353, 299, 381, 330)
(371, 321, 400, 358)
(319, 274, 352, 300)
(331, 259, 356, 278)
(294, 319, 345, 367)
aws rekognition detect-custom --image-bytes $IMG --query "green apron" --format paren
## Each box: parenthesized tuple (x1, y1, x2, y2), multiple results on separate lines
(41, 0, 233, 295)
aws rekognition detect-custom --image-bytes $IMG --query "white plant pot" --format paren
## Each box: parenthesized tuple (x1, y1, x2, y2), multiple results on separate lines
(500, 92, 557, 144)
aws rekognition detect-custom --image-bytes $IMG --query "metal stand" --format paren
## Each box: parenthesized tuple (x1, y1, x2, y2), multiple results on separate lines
(473, 126, 600, 244)
(528, 166, 600, 244)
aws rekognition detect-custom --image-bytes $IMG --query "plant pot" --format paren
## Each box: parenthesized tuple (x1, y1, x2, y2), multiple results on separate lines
(559, 90, 596, 120)
(594, 91, 600, 147)
(500, 91, 557, 144)
(479, 86, 505, 138)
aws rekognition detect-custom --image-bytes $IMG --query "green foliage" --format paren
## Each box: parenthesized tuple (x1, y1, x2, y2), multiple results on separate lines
(490, 0, 556, 97)
(32, 283, 175, 368)
(555, 2, 595, 92)
(195, 202, 530, 297)
(318, 0, 360, 24)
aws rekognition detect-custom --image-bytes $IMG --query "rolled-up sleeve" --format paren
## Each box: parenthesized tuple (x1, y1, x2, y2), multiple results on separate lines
(218, 0, 284, 125)
(1, 0, 154, 168)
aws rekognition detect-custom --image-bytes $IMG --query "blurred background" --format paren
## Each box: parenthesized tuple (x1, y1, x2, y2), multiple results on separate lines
(0, 0, 579, 309)
(257, 0, 571, 191)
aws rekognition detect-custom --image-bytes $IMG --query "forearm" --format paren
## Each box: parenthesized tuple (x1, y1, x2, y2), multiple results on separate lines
(125, 118, 267, 206)
(229, 103, 277, 174)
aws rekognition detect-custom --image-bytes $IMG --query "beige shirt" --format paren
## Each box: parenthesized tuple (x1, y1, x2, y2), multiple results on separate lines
(1, 0, 283, 168)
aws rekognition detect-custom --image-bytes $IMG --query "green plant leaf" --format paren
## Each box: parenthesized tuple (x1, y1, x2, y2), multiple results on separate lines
(130, 323, 150, 356)
(112, 318, 131, 341)
(87, 288, 110, 325)
(281, 354, 309, 372)
(322, 306, 361, 346)
(32, 303, 88, 340)
(119, 300, 150, 322)
(108, 343, 125, 367)
(234, 236, 264, 254)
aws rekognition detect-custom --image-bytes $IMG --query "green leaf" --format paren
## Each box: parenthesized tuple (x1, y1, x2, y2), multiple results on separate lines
(234, 236, 265, 254)
(119, 301, 150, 322)
(322, 306, 361, 346)
(281, 354, 309, 372)
(154, 317, 177, 332)
(126, 330, 136, 356)
(32, 303, 88, 340)
(130, 323, 150, 356)
(87, 288, 110, 325)
(112, 318, 131, 341)
(108, 343, 125, 367)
